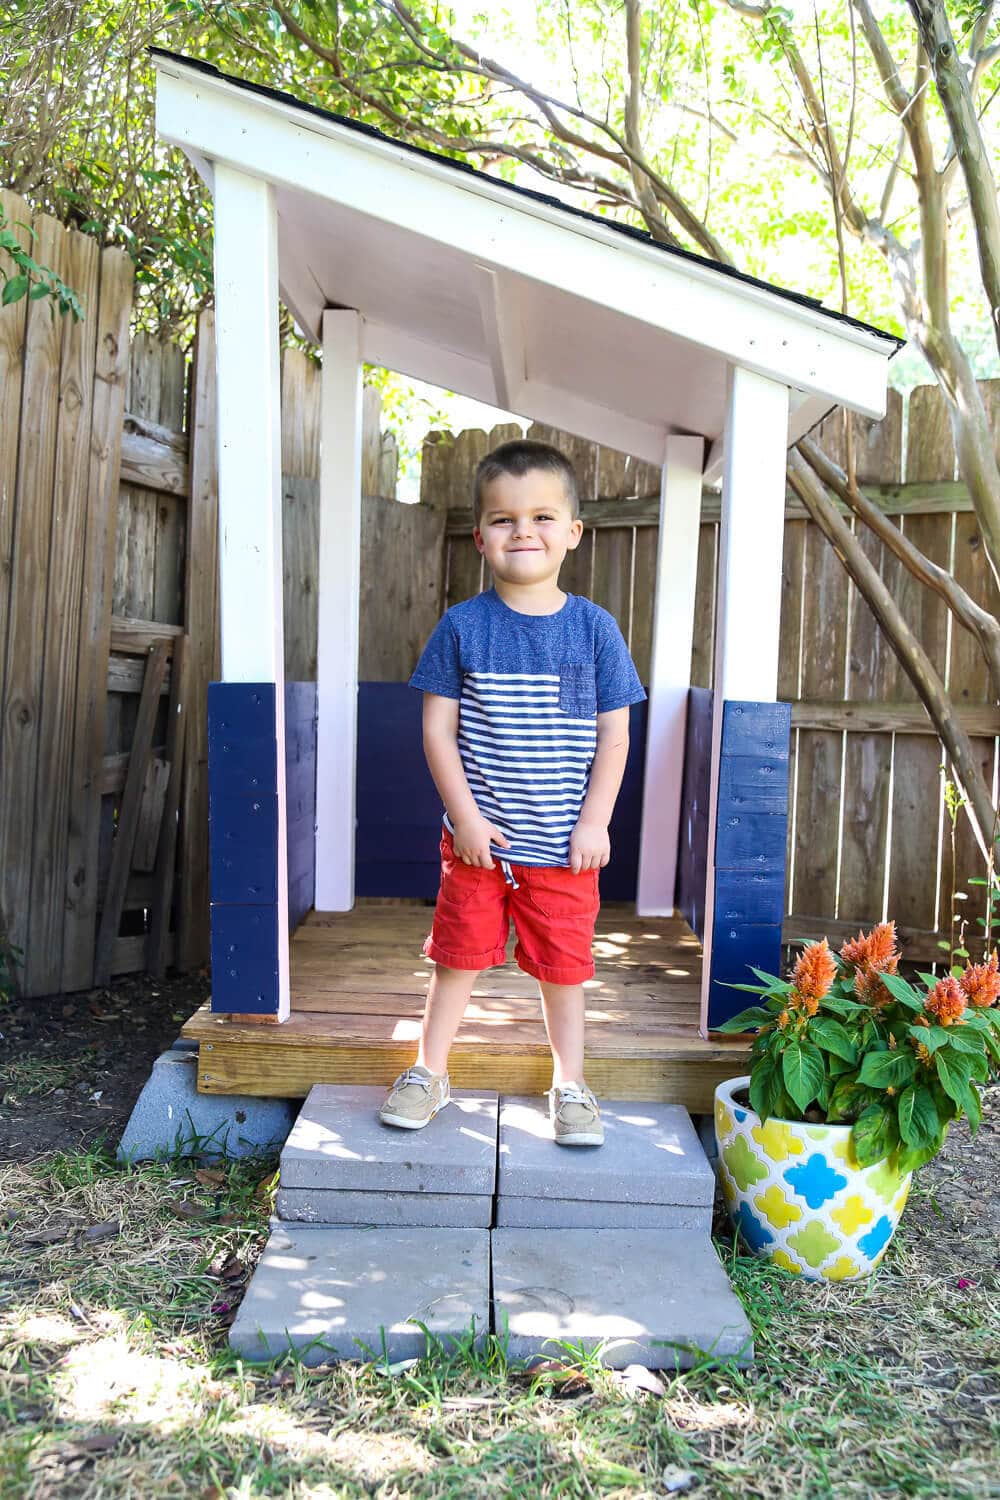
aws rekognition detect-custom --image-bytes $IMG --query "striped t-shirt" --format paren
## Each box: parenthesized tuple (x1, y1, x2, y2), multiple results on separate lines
(408, 588, 646, 866)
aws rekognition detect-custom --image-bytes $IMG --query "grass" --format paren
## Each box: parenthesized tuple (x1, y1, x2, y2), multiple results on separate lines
(0, 1148, 997, 1499)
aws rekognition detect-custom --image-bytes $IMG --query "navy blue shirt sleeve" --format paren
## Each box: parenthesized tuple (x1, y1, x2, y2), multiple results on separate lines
(409, 614, 464, 699)
(594, 611, 647, 712)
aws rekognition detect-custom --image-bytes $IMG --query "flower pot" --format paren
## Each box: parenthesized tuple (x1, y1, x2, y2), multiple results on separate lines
(714, 1076, 912, 1280)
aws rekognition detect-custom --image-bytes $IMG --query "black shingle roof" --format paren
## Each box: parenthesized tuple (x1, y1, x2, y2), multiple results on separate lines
(150, 45, 905, 353)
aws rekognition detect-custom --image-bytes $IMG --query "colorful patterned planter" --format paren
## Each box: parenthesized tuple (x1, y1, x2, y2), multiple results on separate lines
(714, 1076, 912, 1280)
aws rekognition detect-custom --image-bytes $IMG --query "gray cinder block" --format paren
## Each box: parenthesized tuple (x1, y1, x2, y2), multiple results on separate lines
(491, 1227, 754, 1369)
(280, 1085, 498, 1195)
(117, 1044, 297, 1162)
(277, 1187, 492, 1228)
(493, 1196, 711, 1231)
(497, 1098, 715, 1206)
(229, 1223, 490, 1365)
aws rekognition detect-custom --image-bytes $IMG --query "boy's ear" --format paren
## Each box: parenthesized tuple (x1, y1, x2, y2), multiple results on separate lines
(472, 527, 485, 554)
(566, 518, 584, 550)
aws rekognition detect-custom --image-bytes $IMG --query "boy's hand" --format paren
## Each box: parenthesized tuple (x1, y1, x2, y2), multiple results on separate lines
(568, 819, 610, 874)
(452, 815, 511, 868)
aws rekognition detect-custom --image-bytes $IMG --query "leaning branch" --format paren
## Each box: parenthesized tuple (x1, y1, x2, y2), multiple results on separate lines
(798, 434, 1000, 701)
(787, 448, 996, 860)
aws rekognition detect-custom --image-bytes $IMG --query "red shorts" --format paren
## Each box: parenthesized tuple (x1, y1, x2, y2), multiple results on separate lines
(422, 824, 601, 985)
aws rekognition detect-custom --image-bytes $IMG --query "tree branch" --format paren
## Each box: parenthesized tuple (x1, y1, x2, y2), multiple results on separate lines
(787, 448, 996, 860)
(798, 434, 1000, 701)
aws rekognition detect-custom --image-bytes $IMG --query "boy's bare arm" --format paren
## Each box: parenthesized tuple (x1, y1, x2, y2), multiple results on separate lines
(422, 693, 510, 866)
(570, 707, 631, 872)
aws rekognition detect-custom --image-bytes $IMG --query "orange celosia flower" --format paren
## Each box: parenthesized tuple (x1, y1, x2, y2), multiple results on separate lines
(959, 948, 1000, 1009)
(924, 975, 967, 1028)
(840, 920, 900, 973)
(790, 938, 837, 1006)
(854, 966, 892, 1010)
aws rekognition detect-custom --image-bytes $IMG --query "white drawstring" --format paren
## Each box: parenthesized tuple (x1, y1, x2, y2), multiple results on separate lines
(498, 857, 520, 889)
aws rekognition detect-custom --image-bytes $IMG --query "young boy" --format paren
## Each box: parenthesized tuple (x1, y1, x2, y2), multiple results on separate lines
(378, 439, 646, 1145)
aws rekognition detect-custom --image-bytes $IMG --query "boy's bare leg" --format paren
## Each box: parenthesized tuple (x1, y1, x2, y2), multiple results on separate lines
(415, 962, 481, 1075)
(537, 980, 586, 1085)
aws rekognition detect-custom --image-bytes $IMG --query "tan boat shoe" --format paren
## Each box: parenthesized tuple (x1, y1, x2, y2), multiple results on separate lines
(378, 1065, 450, 1130)
(548, 1081, 604, 1146)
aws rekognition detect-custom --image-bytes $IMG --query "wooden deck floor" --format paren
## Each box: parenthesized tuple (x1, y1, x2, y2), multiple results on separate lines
(183, 902, 751, 1110)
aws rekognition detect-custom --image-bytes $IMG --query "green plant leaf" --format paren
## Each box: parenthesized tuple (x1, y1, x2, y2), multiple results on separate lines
(852, 1101, 900, 1167)
(781, 1039, 825, 1113)
(897, 1136, 944, 1174)
(2, 273, 29, 305)
(876, 972, 923, 1011)
(945, 1028, 985, 1056)
(807, 1016, 857, 1063)
(857, 1050, 917, 1089)
(935, 1050, 973, 1104)
(896, 1083, 940, 1149)
(820, 994, 868, 1018)
(716, 1005, 777, 1033)
(747, 966, 792, 992)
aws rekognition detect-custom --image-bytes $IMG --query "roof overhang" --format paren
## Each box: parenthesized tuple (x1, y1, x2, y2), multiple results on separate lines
(153, 51, 903, 480)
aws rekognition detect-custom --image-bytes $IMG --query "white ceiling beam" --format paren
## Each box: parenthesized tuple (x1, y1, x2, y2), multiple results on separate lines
(518, 379, 665, 464)
(360, 321, 497, 404)
(474, 265, 526, 410)
(154, 59, 895, 418)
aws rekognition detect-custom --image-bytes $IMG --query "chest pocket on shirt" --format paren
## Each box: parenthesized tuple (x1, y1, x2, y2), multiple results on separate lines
(558, 662, 597, 718)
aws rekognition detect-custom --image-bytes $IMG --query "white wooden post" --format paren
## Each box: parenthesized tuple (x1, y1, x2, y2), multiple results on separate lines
(699, 363, 790, 1034)
(636, 434, 704, 916)
(315, 309, 364, 910)
(213, 164, 290, 1018)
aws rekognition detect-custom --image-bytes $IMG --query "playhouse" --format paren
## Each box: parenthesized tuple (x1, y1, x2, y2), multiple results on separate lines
(150, 49, 905, 1110)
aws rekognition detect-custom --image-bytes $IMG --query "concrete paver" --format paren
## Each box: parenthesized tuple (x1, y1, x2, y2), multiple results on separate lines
(280, 1086, 498, 1195)
(229, 1223, 490, 1364)
(491, 1227, 753, 1368)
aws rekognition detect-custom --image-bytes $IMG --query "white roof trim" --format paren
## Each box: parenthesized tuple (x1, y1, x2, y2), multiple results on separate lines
(154, 53, 899, 438)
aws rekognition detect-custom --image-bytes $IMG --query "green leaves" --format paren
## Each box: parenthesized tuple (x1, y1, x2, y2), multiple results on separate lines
(781, 1040, 825, 1113)
(808, 1016, 857, 1064)
(716, 1005, 775, 1033)
(1, 273, 29, 305)
(875, 973, 923, 1012)
(852, 1101, 900, 1168)
(896, 1084, 940, 1150)
(857, 1050, 917, 1089)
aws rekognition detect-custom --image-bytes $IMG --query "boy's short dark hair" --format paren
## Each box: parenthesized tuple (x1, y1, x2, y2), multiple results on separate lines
(473, 439, 579, 528)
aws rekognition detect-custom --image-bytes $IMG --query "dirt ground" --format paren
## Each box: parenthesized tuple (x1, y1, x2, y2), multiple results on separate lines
(2, 967, 998, 1293)
(0, 970, 211, 1161)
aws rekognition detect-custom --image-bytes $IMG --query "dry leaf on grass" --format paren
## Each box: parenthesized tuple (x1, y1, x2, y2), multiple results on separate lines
(23, 1224, 74, 1245)
(614, 1364, 667, 1398)
(81, 1220, 120, 1244)
(194, 1168, 226, 1188)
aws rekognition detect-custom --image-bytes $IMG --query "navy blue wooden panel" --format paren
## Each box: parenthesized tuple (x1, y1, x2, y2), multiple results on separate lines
(209, 793, 279, 904)
(707, 699, 791, 1028)
(284, 681, 317, 931)
(207, 682, 281, 1015)
(675, 687, 713, 940)
(355, 683, 647, 900)
(210, 903, 279, 1014)
(207, 682, 277, 801)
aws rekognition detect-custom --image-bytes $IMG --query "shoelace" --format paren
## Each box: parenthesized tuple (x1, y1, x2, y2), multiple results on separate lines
(548, 1083, 596, 1111)
(392, 1068, 436, 1095)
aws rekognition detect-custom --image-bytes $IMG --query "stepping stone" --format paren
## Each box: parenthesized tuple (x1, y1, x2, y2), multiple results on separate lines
(230, 1223, 490, 1364)
(496, 1097, 714, 1229)
(277, 1187, 491, 1228)
(491, 1228, 753, 1369)
(278, 1086, 498, 1226)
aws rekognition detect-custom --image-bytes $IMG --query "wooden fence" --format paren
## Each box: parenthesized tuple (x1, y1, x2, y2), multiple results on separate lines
(0, 193, 417, 998)
(2, 185, 997, 993)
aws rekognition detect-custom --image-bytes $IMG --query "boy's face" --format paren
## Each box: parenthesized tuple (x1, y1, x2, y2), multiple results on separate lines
(473, 469, 583, 585)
